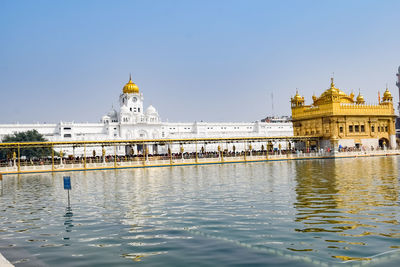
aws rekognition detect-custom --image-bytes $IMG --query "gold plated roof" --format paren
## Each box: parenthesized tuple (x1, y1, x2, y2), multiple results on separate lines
(383, 87, 393, 101)
(123, 75, 139, 94)
(356, 91, 365, 104)
(312, 78, 354, 106)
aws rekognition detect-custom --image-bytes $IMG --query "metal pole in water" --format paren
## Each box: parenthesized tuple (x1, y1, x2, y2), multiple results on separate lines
(68, 190, 70, 207)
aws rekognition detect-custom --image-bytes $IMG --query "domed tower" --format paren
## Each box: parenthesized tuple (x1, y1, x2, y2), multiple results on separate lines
(119, 75, 144, 124)
(356, 90, 365, 104)
(291, 90, 305, 107)
(145, 105, 160, 124)
(382, 87, 393, 102)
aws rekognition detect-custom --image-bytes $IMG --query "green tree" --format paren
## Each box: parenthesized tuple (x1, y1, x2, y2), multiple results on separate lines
(0, 130, 52, 160)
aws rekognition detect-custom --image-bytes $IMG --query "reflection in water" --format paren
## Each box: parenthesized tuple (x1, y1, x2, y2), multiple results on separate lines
(64, 207, 74, 233)
(1, 157, 400, 266)
(294, 157, 400, 261)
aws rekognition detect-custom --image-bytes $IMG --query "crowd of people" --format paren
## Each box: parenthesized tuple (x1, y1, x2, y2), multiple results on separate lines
(0, 144, 392, 168)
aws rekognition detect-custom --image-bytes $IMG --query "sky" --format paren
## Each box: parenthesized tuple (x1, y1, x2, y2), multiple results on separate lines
(0, 0, 399, 124)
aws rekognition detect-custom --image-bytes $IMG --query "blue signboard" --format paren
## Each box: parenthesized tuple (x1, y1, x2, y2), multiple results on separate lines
(63, 176, 71, 190)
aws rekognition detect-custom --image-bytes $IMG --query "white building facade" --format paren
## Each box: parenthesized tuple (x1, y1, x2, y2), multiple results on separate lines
(0, 77, 293, 155)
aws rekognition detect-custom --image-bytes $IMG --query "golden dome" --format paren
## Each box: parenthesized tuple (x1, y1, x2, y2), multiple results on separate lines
(382, 87, 393, 102)
(383, 88, 392, 99)
(313, 78, 354, 106)
(291, 90, 305, 107)
(356, 91, 365, 104)
(123, 75, 139, 94)
(293, 91, 303, 101)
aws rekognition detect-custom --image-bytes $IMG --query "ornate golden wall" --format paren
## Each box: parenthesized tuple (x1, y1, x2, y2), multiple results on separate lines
(291, 79, 396, 149)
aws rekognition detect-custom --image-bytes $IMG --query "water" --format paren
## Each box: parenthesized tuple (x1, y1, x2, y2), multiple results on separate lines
(1, 157, 400, 266)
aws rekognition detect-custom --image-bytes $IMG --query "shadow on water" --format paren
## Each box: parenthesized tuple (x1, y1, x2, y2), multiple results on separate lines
(63, 205, 74, 245)
(293, 157, 400, 264)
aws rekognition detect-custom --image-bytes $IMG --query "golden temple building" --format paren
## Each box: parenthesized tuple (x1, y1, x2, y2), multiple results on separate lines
(291, 78, 397, 150)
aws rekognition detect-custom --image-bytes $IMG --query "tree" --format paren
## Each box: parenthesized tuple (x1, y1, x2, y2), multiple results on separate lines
(0, 130, 52, 160)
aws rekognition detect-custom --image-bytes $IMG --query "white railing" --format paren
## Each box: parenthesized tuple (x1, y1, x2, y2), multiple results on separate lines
(2, 150, 400, 174)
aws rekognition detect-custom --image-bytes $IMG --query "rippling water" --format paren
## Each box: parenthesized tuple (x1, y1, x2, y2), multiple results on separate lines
(1, 157, 400, 266)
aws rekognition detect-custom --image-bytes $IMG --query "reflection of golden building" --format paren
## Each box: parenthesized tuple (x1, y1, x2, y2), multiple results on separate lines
(293, 158, 400, 261)
(291, 78, 397, 149)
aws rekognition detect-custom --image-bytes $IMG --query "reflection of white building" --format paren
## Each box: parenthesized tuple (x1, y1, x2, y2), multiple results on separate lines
(0, 77, 293, 155)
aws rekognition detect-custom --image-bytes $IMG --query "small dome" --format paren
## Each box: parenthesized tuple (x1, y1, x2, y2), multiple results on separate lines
(145, 105, 158, 115)
(293, 91, 303, 101)
(383, 88, 392, 98)
(382, 88, 393, 102)
(107, 108, 118, 119)
(356, 92, 365, 104)
(123, 76, 139, 94)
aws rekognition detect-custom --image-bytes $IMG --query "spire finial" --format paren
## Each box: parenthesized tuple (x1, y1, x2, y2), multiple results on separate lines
(330, 77, 335, 88)
(129, 73, 132, 81)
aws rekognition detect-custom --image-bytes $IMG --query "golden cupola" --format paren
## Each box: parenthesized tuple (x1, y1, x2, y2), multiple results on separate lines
(291, 90, 305, 107)
(356, 90, 365, 104)
(312, 78, 354, 106)
(123, 75, 139, 94)
(382, 87, 393, 102)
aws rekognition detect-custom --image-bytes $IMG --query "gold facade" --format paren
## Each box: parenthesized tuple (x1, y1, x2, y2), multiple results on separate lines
(291, 79, 397, 149)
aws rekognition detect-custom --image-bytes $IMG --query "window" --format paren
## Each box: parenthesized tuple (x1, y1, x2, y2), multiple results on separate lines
(138, 108, 140, 112)
(371, 126, 375, 132)
(64, 134, 72, 138)
(385, 126, 388, 132)
(361, 125, 365, 132)
(64, 127, 71, 130)
(339, 127, 343, 133)
(355, 125, 359, 132)
(349, 125, 353, 133)
(130, 108, 132, 111)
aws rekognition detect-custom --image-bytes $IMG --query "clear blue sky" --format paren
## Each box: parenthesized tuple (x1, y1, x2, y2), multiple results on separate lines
(1, 0, 399, 123)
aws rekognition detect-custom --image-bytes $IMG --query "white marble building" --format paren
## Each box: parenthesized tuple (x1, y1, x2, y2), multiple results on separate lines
(0, 77, 293, 155)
